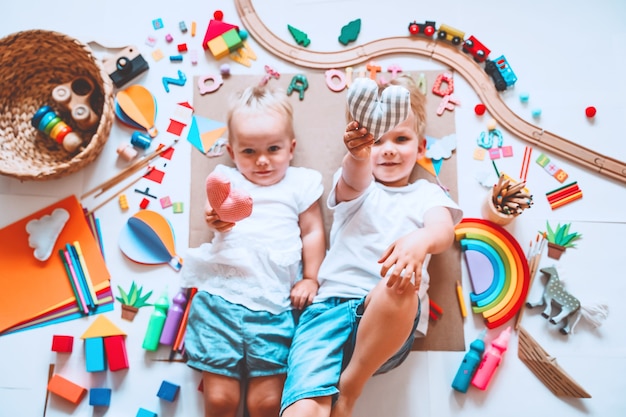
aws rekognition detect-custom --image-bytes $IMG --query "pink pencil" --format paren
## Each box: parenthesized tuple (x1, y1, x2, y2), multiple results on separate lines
(63, 249, 89, 315)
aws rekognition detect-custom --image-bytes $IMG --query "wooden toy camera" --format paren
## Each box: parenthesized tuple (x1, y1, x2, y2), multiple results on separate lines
(51, 77, 99, 130)
(102, 45, 149, 88)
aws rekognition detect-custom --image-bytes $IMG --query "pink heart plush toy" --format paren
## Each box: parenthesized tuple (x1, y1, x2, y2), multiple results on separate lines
(205, 172, 253, 223)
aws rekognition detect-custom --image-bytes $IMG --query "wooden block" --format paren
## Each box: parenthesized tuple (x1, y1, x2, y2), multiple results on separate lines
(47, 374, 87, 404)
(85, 337, 106, 372)
(136, 407, 158, 417)
(157, 380, 180, 402)
(207, 37, 229, 59)
(222, 28, 243, 51)
(104, 335, 129, 371)
(89, 387, 112, 406)
(51, 335, 73, 353)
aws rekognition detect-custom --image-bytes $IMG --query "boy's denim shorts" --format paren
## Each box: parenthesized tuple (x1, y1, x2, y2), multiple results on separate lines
(185, 291, 295, 379)
(281, 296, 419, 414)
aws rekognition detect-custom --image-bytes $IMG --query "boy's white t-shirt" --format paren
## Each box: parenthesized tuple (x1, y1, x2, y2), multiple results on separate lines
(315, 168, 463, 335)
(181, 164, 323, 314)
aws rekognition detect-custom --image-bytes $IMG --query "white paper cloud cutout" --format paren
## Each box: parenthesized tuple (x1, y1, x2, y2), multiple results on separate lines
(426, 133, 457, 160)
(25, 208, 70, 261)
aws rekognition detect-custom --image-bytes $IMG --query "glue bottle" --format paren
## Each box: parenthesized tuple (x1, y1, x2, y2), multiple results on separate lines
(451, 329, 487, 393)
(142, 290, 170, 351)
(159, 289, 187, 346)
(471, 326, 512, 390)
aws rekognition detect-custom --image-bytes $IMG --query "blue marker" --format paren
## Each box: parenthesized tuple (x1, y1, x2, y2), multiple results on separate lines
(452, 329, 487, 393)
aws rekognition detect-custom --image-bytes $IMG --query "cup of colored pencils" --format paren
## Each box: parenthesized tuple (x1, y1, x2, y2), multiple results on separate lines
(482, 174, 533, 225)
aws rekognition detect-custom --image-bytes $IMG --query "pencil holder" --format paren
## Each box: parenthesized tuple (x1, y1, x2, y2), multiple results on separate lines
(481, 193, 515, 225)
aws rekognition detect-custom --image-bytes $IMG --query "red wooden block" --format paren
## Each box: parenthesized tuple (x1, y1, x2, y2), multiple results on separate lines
(51, 335, 74, 353)
(104, 335, 129, 371)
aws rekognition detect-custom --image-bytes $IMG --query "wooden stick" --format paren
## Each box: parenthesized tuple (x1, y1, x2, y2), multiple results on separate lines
(514, 235, 546, 330)
(84, 166, 154, 216)
(81, 141, 174, 200)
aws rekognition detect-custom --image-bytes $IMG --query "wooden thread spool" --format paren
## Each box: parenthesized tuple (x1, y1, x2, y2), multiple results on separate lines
(51, 77, 99, 130)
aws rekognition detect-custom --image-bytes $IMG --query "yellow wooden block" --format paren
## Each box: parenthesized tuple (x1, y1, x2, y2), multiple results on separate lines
(207, 37, 229, 60)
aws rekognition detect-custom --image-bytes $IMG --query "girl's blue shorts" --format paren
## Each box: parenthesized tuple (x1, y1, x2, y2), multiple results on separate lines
(185, 291, 295, 379)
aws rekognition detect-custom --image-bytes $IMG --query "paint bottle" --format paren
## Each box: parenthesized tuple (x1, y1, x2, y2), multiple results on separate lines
(452, 329, 487, 393)
(159, 289, 187, 346)
(471, 326, 512, 390)
(142, 290, 170, 351)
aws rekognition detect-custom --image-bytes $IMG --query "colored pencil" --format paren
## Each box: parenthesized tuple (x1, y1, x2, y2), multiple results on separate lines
(94, 217, 105, 259)
(550, 190, 583, 209)
(59, 249, 89, 315)
(546, 182, 579, 203)
(519, 146, 532, 182)
(67, 244, 95, 312)
(73, 241, 99, 308)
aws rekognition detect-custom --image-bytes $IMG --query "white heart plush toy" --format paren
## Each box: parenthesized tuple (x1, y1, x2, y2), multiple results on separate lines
(347, 77, 411, 140)
(206, 172, 253, 223)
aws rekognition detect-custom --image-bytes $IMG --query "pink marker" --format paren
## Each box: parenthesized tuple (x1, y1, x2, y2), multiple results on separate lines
(471, 326, 512, 390)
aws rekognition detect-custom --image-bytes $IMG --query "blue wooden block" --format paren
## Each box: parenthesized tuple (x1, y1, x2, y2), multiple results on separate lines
(157, 380, 180, 402)
(85, 337, 106, 372)
(89, 387, 111, 406)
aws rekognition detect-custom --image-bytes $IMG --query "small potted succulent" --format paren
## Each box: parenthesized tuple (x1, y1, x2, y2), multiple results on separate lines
(543, 221, 582, 260)
(116, 282, 153, 321)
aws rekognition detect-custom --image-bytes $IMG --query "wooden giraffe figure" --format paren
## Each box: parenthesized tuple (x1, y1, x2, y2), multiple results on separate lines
(526, 266, 581, 334)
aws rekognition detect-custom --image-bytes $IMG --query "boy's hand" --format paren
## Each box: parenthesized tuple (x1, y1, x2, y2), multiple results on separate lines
(290, 278, 319, 310)
(344, 121, 375, 161)
(378, 231, 428, 294)
(205, 204, 235, 233)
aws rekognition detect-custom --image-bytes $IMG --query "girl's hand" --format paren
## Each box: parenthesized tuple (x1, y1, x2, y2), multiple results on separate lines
(204, 204, 235, 233)
(344, 121, 374, 161)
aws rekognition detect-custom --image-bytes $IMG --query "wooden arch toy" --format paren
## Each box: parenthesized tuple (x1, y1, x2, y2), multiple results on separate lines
(454, 218, 531, 329)
(234, 0, 626, 185)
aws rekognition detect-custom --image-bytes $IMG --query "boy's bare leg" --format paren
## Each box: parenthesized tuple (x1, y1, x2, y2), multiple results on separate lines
(330, 279, 418, 417)
(282, 396, 332, 417)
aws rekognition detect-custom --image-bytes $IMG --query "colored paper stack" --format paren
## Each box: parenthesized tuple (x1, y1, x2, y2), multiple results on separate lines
(0, 196, 113, 335)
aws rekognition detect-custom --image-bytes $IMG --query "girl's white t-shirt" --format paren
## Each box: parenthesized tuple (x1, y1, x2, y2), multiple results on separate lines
(181, 164, 323, 314)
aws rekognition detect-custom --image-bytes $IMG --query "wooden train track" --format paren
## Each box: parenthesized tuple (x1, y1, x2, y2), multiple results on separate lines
(235, 0, 626, 184)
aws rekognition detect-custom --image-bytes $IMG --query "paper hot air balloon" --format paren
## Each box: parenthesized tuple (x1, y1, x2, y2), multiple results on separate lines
(119, 210, 182, 271)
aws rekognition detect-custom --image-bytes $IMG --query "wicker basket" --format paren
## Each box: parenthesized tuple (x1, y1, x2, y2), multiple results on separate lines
(0, 30, 114, 180)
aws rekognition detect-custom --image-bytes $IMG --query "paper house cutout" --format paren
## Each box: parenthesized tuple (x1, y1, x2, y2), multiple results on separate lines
(81, 315, 126, 339)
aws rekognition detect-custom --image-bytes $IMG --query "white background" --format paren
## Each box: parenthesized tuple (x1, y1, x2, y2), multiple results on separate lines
(1, 1, 625, 416)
